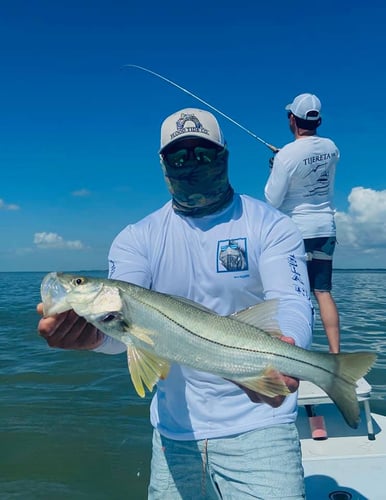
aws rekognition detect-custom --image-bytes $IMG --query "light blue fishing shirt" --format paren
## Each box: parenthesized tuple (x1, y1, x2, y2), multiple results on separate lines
(96, 194, 313, 440)
(265, 136, 339, 238)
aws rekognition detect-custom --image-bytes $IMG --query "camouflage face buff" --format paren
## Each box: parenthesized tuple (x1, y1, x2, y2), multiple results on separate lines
(161, 147, 234, 217)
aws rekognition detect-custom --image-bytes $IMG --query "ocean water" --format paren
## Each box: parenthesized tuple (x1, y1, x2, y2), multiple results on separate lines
(1, 270, 385, 499)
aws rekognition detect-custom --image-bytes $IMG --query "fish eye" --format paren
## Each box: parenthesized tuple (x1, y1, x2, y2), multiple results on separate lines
(102, 313, 118, 322)
(72, 277, 85, 286)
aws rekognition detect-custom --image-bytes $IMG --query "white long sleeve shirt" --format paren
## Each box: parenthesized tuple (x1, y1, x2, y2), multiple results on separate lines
(96, 194, 313, 440)
(264, 136, 339, 238)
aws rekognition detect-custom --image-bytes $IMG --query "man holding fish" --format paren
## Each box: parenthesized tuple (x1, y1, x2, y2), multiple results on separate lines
(38, 108, 315, 498)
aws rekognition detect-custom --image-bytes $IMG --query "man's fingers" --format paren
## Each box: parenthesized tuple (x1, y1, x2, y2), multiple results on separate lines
(37, 306, 104, 350)
(283, 375, 299, 393)
(281, 336, 295, 345)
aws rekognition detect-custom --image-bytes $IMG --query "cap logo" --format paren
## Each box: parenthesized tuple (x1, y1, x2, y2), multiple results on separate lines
(170, 113, 210, 140)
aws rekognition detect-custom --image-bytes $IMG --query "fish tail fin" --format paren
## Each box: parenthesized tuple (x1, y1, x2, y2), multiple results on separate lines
(317, 352, 377, 429)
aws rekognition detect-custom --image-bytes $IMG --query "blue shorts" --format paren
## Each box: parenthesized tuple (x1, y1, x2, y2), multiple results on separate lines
(148, 424, 305, 499)
(304, 237, 336, 292)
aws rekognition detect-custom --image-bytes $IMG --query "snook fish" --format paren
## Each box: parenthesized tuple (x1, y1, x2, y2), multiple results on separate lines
(40, 272, 377, 429)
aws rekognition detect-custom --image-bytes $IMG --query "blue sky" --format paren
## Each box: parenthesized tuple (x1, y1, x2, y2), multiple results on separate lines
(1, 0, 386, 271)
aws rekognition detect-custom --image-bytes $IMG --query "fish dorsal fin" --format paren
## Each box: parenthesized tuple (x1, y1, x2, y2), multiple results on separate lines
(236, 366, 290, 397)
(231, 299, 283, 337)
(231, 299, 282, 338)
(127, 346, 170, 398)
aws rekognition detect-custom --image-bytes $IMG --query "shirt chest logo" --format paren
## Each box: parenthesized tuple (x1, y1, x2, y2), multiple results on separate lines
(217, 238, 248, 273)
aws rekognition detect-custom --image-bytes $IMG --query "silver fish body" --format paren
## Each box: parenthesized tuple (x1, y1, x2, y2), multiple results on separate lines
(41, 272, 377, 428)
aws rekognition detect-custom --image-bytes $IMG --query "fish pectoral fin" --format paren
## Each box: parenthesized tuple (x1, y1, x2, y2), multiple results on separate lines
(127, 346, 170, 398)
(236, 366, 291, 397)
(231, 299, 283, 338)
(128, 325, 155, 346)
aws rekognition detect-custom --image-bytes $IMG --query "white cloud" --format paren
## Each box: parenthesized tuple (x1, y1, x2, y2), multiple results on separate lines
(34, 232, 85, 250)
(336, 187, 386, 250)
(72, 189, 91, 197)
(335, 187, 386, 267)
(0, 198, 20, 210)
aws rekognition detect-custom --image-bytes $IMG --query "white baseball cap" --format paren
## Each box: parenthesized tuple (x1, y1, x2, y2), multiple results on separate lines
(160, 108, 225, 152)
(285, 93, 322, 121)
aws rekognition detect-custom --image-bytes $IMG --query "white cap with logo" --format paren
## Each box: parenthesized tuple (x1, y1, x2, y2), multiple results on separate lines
(285, 93, 322, 121)
(160, 108, 225, 152)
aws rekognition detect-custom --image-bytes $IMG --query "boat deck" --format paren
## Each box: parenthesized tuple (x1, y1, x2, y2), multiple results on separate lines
(297, 379, 386, 499)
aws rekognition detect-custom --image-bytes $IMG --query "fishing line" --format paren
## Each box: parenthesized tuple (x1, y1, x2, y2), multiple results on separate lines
(122, 64, 279, 153)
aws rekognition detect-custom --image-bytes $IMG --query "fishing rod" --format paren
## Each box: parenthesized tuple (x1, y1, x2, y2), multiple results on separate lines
(122, 64, 279, 154)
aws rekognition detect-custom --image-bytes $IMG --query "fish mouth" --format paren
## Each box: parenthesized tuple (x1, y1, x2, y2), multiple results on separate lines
(41, 272, 72, 316)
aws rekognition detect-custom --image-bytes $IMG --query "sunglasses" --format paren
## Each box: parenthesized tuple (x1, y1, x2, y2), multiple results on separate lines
(163, 145, 222, 168)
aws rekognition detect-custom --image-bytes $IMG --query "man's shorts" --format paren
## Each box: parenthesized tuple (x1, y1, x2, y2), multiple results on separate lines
(304, 236, 336, 292)
(148, 424, 305, 499)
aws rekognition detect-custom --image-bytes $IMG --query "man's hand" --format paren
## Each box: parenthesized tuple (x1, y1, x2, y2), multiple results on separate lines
(237, 336, 299, 408)
(37, 302, 105, 350)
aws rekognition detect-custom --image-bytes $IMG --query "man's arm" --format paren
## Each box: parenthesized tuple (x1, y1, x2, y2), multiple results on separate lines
(264, 156, 290, 208)
(259, 213, 313, 349)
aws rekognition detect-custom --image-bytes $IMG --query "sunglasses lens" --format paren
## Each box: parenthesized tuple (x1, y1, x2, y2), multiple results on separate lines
(193, 147, 219, 164)
(164, 146, 220, 168)
(164, 149, 189, 167)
